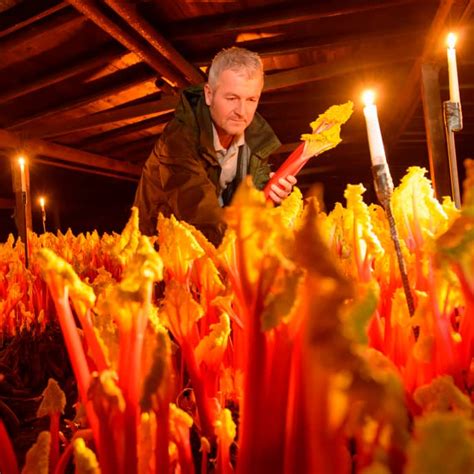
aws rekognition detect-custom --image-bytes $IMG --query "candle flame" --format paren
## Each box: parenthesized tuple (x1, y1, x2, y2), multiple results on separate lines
(362, 90, 375, 106)
(447, 32, 457, 49)
(39, 197, 45, 208)
(18, 156, 25, 168)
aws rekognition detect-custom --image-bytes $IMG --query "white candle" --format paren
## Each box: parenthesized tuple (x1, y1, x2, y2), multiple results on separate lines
(18, 157, 27, 192)
(362, 90, 387, 166)
(447, 33, 460, 103)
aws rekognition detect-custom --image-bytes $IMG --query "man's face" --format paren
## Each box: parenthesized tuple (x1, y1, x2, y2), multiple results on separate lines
(204, 68, 263, 143)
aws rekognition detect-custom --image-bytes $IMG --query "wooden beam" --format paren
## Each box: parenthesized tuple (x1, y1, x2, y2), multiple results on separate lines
(32, 96, 179, 138)
(263, 41, 416, 92)
(104, 0, 204, 84)
(0, 45, 125, 104)
(67, 0, 187, 87)
(32, 156, 139, 182)
(190, 27, 425, 66)
(30, 37, 419, 140)
(77, 115, 169, 150)
(0, 8, 86, 69)
(9, 64, 156, 130)
(421, 62, 451, 199)
(0, 128, 141, 177)
(0, 1, 68, 38)
(168, 0, 417, 41)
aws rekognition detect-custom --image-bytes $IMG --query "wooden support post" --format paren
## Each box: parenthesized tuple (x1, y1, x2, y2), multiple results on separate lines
(421, 62, 451, 200)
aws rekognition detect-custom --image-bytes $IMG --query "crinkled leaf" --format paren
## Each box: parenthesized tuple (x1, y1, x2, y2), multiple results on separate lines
(195, 313, 231, 367)
(21, 431, 50, 474)
(73, 438, 101, 474)
(405, 412, 474, 474)
(37, 378, 66, 417)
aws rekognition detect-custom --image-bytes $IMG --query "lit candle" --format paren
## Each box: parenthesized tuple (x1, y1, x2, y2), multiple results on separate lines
(447, 33, 460, 103)
(18, 156, 27, 192)
(362, 90, 387, 167)
(39, 196, 47, 233)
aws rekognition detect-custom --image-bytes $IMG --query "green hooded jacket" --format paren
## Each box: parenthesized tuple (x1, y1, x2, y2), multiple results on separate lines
(134, 84, 281, 245)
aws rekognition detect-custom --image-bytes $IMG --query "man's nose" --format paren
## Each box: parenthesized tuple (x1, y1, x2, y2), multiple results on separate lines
(235, 100, 245, 116)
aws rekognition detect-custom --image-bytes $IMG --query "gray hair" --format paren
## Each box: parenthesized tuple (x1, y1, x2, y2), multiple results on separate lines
(207, 47, 264, 88)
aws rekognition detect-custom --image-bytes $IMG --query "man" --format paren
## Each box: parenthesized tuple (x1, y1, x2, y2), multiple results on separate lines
(134, 47, 296, 246)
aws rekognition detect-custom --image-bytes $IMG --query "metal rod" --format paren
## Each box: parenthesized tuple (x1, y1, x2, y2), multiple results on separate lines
(372, 164, 416, 321)
(22, 191, 29, 269)
(443, 100, 463, 209)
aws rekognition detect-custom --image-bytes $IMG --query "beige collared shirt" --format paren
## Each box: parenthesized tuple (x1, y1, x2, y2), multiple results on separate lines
(212, 123, 246, 191)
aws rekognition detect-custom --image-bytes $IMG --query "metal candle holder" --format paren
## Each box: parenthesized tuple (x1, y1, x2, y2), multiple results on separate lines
(372, 163, 415, 319)
(22, 190, 29, 269)
(41, 209, 47, 233)
(443, 100, 463, 208)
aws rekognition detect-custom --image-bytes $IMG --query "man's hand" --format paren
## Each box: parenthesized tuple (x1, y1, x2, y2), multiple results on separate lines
(267, 173, 297, 204)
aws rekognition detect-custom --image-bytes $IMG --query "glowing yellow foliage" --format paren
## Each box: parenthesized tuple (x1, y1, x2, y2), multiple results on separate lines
(21, 431, 50, 474)
(36, 248, 96, 315)
(301, 101, 354, 157)
(195, 313, 231, 367)
(160, 280, 204, 341)
(37, 378, 66, 417)
(158, 214, 204, 281)
(73, 438, 101, 474)
(215, 408, 236, 445)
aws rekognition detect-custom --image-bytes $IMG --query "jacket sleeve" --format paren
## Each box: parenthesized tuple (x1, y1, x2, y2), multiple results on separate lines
(134, 120, 226, 246)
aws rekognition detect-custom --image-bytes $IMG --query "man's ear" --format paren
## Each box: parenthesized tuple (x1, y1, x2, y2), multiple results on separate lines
(204, 83, 212, 106)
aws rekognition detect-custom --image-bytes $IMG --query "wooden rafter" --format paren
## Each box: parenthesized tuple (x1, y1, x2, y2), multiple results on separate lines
(0, 8, 86, 69)
(67, 0, 188, 88)
(8, 64, 157, 130)
(29, 35, 420, 140)
(104, 0, 203, 84)
(0, 128, 141, 177)
(0, 0, 68, 38)
(168, 0, 418, 41)
(0, 45, 125, 104)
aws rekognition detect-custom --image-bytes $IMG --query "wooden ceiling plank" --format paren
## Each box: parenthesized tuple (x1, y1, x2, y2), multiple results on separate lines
(33, 96, 178, 138)
(77, 115, 169, 149)
(0, 128, 141, 176)
(32, 156, 139, 182)
(8, 65, 157, 130)
(168, 0, 417, 41)
(29, 37, 418, 140)
(0, 1, 68, 39)
(104, 0, 203, 84)
(0, 46, 125, 104)
(0, 8, 85, 68)
(66, 0, 187, 87)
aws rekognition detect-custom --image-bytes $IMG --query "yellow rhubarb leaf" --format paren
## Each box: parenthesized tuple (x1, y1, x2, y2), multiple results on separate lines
(195, 313, 231, 367)
(158, 214, 204, 281)
(73, 438, 101, 474)
(37, 378, 66, 417)
(21, 431, 50, 474)
(405, 412, 474, 474)
(160, 280, 204, 342)
(36, 248, 96, 316)
(301, 101, 353, 158)
(414, 375, 473, 415)
(215, 407, 236, 446)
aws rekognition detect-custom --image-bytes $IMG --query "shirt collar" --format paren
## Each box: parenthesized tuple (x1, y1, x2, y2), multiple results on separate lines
(211, 122, 245, 153)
